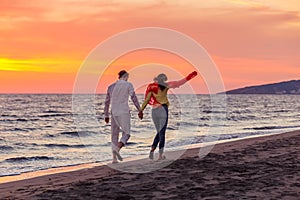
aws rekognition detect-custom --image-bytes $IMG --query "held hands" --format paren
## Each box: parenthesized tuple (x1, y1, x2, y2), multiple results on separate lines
(186, 71, 198, 81)
(105, 117, 109, 123)
(138, 111, 143, 120)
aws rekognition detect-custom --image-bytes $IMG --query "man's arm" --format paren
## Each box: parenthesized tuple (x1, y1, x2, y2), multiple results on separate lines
(104, 87, 111, 123)
(129, 83, 143, 120)
(129, 83, 141, 111)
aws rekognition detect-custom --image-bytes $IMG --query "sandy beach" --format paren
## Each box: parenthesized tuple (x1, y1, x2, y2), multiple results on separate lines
(0, 130, 299, 200)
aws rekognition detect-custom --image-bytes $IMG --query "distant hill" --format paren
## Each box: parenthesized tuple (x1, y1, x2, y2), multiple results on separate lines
(225, 80, 300, 94)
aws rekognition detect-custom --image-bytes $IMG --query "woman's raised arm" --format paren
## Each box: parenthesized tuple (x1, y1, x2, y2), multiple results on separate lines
(167, 71, 197, 88)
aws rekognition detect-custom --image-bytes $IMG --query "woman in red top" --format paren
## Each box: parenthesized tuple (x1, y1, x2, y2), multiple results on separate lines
(140, 71, 197, 160)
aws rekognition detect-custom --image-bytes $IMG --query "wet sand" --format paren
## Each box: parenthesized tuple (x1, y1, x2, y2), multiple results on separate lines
(0, 130, 299, 199)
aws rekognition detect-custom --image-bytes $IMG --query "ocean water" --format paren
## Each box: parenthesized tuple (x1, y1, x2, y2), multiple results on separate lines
(0, 94, 300, 176)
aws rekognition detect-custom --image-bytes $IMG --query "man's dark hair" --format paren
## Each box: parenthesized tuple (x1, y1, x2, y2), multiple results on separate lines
(118, 70, 128, 79)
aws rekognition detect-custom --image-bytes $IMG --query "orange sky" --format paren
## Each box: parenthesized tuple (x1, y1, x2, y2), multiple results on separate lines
(0, 0, 299, 93)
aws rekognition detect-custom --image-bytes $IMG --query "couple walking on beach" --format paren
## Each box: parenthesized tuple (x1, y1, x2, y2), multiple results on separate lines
(104, 70, 197, 163)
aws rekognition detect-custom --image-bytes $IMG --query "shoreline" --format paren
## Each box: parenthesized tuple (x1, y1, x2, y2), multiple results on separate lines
(0, 131, 285, 184)
(0, 130, 299, 199)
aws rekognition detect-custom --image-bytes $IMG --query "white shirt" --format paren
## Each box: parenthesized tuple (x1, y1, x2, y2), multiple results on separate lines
(104, 80, 140, 117)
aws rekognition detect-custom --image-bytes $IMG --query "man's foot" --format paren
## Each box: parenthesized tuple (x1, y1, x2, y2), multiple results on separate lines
(113, 150, 123, 161)
(149, 151, 154, 160)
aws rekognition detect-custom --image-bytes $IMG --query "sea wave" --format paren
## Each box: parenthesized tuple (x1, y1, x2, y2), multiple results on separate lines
(43, 110, 71, 114)
(44, 143, 92, 148)
(125, 142, 139, 146)
(1, 94, 300, 177)
(0, 145, 14, 150)
(0, 114, 18, 117)
(273, 109, 291, 113)
(14, 142, 39, 147)
(5, 156, 54, 163)
(244, 125, 300, 130)
(38, 114, 72, 118)
(16, 118, 39, 122)
(60, 131, 99, 137)
(183, 132, 274, 145)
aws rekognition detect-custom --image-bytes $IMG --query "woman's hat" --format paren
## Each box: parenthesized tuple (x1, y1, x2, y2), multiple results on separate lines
(155, 73, 168, 82)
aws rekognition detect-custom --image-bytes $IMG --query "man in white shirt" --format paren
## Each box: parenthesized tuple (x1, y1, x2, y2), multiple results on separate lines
(104, 70, 143, 163)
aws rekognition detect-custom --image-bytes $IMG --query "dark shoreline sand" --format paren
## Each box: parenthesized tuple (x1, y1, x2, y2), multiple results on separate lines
(0, 130, 299, 199)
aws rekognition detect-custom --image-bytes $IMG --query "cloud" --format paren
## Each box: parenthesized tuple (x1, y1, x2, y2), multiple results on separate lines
(1, 1, 299, 60)
(0, 0, 299, 93)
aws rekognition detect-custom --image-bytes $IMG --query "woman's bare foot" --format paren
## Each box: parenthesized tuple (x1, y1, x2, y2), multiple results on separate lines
(149, 146, 156, 160)
(149, 151, 154, 160)
(158, 155, 166, 160)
